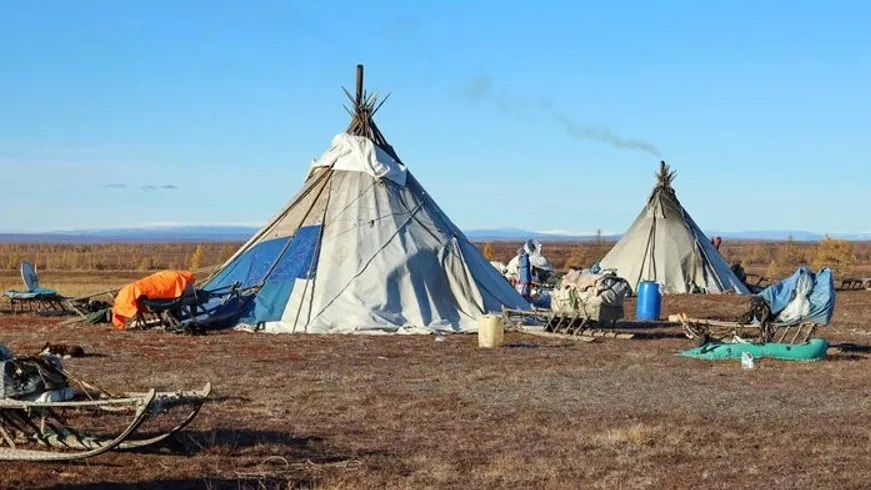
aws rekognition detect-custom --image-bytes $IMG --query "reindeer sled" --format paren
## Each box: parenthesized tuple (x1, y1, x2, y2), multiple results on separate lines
(679, 266, 835, 345)
(0, 346, 210, 462)
(503, 269, 633, 339)
(2, 262, 72, 316)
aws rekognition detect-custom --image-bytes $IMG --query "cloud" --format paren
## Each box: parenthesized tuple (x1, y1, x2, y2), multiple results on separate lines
(141, 184, 178, 192)
(102, 183, 127, 189)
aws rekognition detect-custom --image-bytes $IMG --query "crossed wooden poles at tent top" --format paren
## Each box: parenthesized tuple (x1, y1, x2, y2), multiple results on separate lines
(655, 160, 676, 192)
(342, 64, 400, 161)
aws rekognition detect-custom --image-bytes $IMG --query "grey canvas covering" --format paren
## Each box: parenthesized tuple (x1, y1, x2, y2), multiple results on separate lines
(599, 162, 749, 295)
(209, 133, 530, 334)
(264, 169, 529, 333)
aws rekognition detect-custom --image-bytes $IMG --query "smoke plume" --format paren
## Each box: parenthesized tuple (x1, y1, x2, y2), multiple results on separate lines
(460, 75, 662, 158)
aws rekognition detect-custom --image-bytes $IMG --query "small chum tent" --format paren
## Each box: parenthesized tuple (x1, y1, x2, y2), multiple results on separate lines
(599, 161, 748, 295)
(202, 65, 529, 334)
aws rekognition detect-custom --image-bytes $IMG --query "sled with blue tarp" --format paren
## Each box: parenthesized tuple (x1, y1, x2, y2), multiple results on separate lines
(131, 281, 253, 335)
(679, 266, 836, 344)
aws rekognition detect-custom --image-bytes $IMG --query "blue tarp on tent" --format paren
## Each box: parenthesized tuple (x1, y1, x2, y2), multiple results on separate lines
(759, 266, 835, 325)
(203, 225, 323, 325)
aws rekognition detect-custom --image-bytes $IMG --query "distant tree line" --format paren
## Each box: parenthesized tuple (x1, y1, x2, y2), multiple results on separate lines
(0, 237, 863, 279)
(481, 236, 864, 279)
(0, 243, 239, 272)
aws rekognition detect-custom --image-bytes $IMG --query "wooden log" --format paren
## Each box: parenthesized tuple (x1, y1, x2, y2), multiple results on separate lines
(579, 329, 635, 339)
(680, 317, 755, 329)
(518, 328, 597, 343)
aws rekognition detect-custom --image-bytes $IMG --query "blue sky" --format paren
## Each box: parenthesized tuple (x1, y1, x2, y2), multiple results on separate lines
(1, 1, 869, 233)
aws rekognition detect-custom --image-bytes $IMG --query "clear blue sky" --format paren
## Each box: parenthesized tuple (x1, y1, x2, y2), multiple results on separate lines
(1, 1, 869, 234)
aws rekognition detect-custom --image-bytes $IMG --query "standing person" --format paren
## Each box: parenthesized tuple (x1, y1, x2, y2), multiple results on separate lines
(711, 236, 723, 252)
(516, 248, 532, 300)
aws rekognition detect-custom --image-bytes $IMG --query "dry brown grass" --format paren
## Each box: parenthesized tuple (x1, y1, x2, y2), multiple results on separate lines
(0, 243, 237, 272)
(0, 272, 870, 488)
(2, 239, 871, 279)
(0, 270, 142, 299)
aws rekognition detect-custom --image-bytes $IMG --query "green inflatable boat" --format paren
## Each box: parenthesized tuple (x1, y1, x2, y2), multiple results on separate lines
(679, 338, 829, 362)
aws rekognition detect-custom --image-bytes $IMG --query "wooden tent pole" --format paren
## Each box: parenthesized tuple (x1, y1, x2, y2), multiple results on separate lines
(356, 64, 364, 106)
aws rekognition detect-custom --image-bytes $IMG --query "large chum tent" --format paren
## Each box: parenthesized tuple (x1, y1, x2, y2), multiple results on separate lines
(599, 161, 749, 295)
(203, 66, 529, 334)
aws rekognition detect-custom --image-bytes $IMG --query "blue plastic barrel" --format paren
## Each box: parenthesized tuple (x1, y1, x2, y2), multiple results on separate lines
(636, 281, 662, 321)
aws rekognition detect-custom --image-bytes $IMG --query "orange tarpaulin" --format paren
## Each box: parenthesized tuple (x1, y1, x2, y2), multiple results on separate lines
(112, 270, 196, 329)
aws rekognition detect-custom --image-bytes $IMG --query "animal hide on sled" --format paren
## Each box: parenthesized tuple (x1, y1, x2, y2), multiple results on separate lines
(550, 270, 631, 316)
(0, 351, 69, 400)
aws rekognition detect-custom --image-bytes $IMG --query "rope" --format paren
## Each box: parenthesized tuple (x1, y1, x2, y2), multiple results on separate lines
(204, 169, 332, 285)
(291, 171, 336, 333)
(304, 199, 427, 326)
(255, 171, 333, 291)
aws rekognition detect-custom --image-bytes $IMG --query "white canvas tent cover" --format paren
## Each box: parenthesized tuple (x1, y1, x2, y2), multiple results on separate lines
(598, 161, 748, 295)
(202, 66, 530, 334)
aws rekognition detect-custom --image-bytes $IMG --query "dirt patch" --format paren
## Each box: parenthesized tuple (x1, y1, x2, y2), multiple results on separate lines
(1, 286, 870, 489)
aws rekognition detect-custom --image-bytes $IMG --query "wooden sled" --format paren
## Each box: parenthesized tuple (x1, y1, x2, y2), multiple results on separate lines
(2, 261, 73, 317)
(839, 277, 871, 291)
(502, 307, 634, 341)
(677, 313, 818, 344)
(0, 383, 211, 462)
(0, 391, 155, 461)
(115, 383, 212, 450)
(3, 293, 72, 316)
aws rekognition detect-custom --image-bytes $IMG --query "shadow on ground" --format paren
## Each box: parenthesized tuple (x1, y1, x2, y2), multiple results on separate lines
(627, 331, 688, 340)
(123, 428, 330, 459)
(182, 429, 324, 451)
(832, 342, 871, 353)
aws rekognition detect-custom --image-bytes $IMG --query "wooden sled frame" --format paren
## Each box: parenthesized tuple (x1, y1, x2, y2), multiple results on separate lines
(501, 307, 634, 340)
(677, 313, 819, 344)
(839, 277, 871, 290)
(62, 264, 223, 324)
(128, 283, 248, 335)
(0, 382, 211, 462)
(3, 294, 72, 316)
